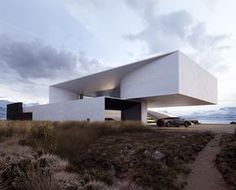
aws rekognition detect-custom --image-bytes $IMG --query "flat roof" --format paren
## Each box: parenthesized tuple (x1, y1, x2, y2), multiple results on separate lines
(51, 51, 175, 93)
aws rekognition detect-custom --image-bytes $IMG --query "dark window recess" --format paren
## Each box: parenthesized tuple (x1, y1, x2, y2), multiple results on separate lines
(22, 112, 32, 120)
(7, 103, 32, 120)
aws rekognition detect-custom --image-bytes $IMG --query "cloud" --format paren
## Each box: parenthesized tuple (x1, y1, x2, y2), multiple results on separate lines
(186, 22, 231, 72)
(124, 10, 193, 53)
(187, 22, 229, 51)
(202, 0, 219, 10)
(0, 34, 76, 79)
(124, 0, 231, 72)
(0, 34, 105, 103)
(0, 34, 105, 79)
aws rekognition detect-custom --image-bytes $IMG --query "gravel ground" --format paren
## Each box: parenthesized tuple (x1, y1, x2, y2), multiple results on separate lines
(153, 124, 236, 134)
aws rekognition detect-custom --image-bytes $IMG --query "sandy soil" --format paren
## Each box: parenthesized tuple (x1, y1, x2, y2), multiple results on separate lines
(185, 134, 227, 190)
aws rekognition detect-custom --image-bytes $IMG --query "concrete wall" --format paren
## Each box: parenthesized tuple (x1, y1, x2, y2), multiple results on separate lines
(141, 101, 147, 124)
(120, 52, 179, 99)
(49, 86, 77, 103)
(178, 52, 217, 104)
(24, 97, 105, 121)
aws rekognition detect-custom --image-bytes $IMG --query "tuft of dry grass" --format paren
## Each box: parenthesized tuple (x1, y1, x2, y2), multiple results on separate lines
(38, 154, 69, 172)
(83, 180, 145, 190)
(17, 164, 59, 190)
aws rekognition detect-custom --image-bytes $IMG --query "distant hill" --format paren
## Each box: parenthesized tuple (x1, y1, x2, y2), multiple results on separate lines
(0, 100, 11, 120)
(0, 106, 6, 119)
(0, 100, 11, 108)
(183, 107, 236, 124)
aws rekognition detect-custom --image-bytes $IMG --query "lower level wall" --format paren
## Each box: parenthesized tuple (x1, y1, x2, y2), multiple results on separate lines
(23, 97, 105, 121)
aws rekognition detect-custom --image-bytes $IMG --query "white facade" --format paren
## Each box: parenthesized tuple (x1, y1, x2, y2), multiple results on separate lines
(24, 97, 105, 121)
(21, 50, 217, 123)
(120, 52, 179, 99)
(178, 52, 217, 104)
(49, 87, 78, 103)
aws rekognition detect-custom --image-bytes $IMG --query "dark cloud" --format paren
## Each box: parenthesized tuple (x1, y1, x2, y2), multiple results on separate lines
(0, 34, 105, 80)
(0, 34, 78, 79)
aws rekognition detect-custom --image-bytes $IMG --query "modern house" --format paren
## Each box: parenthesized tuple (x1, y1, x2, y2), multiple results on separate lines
(7, 51, 217, 123)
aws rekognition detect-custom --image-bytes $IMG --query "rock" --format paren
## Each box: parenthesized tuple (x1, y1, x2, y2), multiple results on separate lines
(151, 151, 165, 161)
(144, 150, 151, 157)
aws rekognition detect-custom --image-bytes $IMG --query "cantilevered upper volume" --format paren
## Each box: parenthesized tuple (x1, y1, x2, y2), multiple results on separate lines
(49, 50, 217, 107)
(8, 50, 217, 123)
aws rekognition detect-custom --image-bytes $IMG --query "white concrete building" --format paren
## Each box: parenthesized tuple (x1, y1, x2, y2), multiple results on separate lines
(8, 51, 217, 123)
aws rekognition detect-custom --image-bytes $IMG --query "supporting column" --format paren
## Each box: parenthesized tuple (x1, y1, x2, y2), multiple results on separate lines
(121, 104, 141, 121)
(141, 101, 147, 124)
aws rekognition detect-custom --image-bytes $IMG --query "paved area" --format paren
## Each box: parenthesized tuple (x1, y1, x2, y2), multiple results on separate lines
(185, 134, 227, 190)
(154, 124, 236, 134)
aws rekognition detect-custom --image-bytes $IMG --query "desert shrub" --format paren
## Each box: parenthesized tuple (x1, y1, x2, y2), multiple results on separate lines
(14, 121, 56, 153)
(17, 164, 58, 190)
(38, 154, 69, 172)
(29, 122, 56, 151)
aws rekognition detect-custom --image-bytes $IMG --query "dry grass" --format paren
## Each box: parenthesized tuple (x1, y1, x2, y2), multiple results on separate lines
(53, 121, 149, 160)
(0, 121, 214, 189)
(0, 120, 149, 160)
(0, 121, 53, 141)
(84, 180, 145, 190)
(67, 131, 214, 189)
(17, 164, 59, 190)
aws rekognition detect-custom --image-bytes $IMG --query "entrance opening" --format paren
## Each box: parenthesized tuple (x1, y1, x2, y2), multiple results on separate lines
(105, 110, 121, 121)
(105, 97, 141, 121)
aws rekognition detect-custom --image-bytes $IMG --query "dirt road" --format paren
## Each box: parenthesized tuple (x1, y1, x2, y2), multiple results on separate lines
(185, 134, 227, 190)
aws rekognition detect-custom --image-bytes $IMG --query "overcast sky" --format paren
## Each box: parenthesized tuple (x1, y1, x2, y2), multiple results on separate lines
(0, 0, 235, 111)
